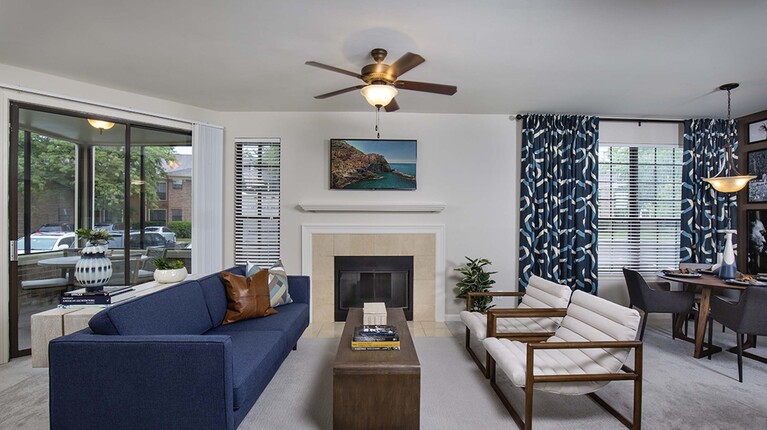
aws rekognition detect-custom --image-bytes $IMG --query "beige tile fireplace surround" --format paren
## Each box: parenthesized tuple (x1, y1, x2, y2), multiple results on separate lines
(301, 225, 446, 324)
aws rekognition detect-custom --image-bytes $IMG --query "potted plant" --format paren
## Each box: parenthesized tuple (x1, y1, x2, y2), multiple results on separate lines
(455, 257, 497, 313)
(153, 258, 188, 283)
(74, 228, 114, 291)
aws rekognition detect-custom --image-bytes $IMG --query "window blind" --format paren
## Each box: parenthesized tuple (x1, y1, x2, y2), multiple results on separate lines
(598, 145, 683, 275)
(234, 139, 280, 266)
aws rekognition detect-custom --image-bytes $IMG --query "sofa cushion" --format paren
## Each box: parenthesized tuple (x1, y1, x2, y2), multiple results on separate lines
(212, 303, 309, 346)
(204, 328, 286, 410)
(89, 280, 214, 336)
(199, 266, 245, 327)
(221, 270, 277, 324)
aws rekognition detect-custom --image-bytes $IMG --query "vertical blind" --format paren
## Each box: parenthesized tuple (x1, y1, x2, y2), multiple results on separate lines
(234, 139, 280, 266)
(598, 144, 683, 274)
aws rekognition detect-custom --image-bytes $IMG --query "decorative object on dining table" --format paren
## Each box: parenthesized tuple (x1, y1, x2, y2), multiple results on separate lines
(661, 268, 702, 278)
(363, 302, 387, 325)
(73, 228, 113, 291)
(718, 229, 737, 280)
(153, 258, 188, 283)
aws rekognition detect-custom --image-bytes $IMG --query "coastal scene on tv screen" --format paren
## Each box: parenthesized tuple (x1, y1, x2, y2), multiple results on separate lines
(330, 139, 417, 190)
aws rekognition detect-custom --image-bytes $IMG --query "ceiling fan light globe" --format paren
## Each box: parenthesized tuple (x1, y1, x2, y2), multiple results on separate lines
(360, 84, 398, 108)
(87, 119, 115, 130)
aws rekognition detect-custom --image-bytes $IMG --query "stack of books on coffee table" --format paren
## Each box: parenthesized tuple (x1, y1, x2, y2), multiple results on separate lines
(60, 286, 136, 306)
(351, 325, 400, 351)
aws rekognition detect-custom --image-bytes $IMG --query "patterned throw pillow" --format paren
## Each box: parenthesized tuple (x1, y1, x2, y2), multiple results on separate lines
(246, 259, 293, 307)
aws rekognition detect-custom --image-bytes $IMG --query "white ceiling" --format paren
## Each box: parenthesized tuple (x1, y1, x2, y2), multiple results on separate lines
(0, 0, 765, 118)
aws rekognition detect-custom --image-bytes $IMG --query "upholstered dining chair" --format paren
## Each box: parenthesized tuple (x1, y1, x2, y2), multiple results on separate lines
(623, 268, 695, 341)
(459, 275, 572, 377)
(707, 286, 767, 382)
(483, 290, 642, 430)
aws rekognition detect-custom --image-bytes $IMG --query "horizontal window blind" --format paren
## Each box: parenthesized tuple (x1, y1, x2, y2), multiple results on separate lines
(598, 145, 683, 275)
(234, 139, 280, 266)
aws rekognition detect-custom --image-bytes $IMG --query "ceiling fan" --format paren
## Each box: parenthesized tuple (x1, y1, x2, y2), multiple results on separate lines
(305, 48, 457, 112)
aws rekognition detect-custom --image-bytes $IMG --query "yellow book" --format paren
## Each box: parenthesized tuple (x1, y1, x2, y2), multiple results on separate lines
(351, 341, 401, 348)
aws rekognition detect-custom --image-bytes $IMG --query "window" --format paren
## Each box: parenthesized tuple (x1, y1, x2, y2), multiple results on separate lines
(172, 179, 183, 190)
(157, 182, 167, 200)
(598, 145, 683, 274)
(172, 208, 183, 221)
(149, 209, 167, 224)
(234, 139, 280, 266)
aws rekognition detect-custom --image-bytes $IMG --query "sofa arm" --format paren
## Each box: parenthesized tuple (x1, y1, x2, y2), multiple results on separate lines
(49, 333, 234, 430)
(288, 275, 310, 304)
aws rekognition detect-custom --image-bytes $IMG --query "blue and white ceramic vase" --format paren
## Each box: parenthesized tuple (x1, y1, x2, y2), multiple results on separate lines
(74, 241, 113, 291)
(718, 230, 737, 280)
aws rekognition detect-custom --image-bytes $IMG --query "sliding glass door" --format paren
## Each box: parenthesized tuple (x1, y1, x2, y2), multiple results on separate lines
(7, 103, 191, 357)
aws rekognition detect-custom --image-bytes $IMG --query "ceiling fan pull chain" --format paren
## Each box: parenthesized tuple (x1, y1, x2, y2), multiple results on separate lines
(375, 106, 381, 139)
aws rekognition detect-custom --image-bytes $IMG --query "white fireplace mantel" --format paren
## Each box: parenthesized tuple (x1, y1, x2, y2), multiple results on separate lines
(298, 203, 445, 213)
(301, 224, 446, 322)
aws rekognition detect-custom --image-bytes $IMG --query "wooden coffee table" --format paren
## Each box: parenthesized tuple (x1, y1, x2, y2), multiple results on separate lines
(333, 307, 420, 430)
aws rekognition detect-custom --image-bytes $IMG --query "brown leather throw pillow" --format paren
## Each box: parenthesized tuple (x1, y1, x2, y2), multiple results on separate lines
(221, 269, 278, 325)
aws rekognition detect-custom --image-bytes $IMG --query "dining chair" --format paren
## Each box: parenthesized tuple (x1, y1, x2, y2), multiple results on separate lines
(459, 275, 571, 377)
(707, 286, 767, 382)
(483, 290, 642, 430)
(623, 268, 695, 341)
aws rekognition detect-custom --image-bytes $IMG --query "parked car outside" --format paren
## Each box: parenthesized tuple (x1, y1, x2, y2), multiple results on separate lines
(107, 231, 169, 250)
(18, 232, 76, 253)
(35, 223, 74, 233)
(144, 226, 176, 245)
(94, 223, 115, 232)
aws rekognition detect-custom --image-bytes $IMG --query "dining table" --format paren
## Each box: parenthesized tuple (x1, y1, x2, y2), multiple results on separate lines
(657, 272, 747, 359)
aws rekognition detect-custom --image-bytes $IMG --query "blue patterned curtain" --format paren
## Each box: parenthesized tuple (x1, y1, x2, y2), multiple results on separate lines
(680, 119, 738, 263)
(519, 114, 599, 294)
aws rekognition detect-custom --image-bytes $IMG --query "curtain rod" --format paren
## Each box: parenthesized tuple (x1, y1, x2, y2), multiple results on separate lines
(515, 114, 684, 124)
(0, 82, 223, 129)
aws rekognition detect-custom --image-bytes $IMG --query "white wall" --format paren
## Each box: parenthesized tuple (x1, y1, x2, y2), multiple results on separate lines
(220, 112, 519, 319)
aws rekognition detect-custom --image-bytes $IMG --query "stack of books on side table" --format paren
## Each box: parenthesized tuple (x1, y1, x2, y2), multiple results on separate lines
(60, 285, 136, 307)
(351, 325, 400, 351)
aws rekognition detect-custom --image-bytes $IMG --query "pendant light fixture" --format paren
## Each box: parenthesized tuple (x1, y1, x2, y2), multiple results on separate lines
(702, 83, 755, 193)
(87, 118, 115, 134)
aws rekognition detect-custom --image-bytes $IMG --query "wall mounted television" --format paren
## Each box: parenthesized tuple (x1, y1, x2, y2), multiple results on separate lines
(330, 139, 417, 190)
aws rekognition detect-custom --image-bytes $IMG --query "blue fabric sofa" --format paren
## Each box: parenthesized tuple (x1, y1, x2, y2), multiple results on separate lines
(49, 266, 310, 430)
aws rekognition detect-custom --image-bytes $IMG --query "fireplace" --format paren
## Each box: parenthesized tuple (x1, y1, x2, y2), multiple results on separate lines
(334, 256, 414, 321)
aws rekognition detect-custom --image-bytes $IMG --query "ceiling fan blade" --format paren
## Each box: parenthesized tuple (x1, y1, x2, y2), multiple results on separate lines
(384, 98, 400, 112)
(314, 85, 365, 99)
(386, 52, 425, 78)
(394, 80, 457, 95)
(305, 61, 363, 79)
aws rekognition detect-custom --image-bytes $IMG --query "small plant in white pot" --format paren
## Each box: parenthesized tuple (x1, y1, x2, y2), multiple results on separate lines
(153, 258, 187, 283)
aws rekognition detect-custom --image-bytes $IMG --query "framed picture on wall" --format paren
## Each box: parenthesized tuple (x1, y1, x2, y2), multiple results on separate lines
(747, 210, 767, 274)
(748, 119, 767, 144)
(330, 139, 417, 190)
(747, 148, 767, 202)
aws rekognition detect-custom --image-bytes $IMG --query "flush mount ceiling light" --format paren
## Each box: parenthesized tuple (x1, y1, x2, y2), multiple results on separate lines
(360, 84, 398, 108)
(703, 83, 755, 193)
(87, 118, 115, 134)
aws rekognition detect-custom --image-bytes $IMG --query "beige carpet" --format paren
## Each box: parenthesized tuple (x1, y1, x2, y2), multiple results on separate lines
(2, 317, 767, 429)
